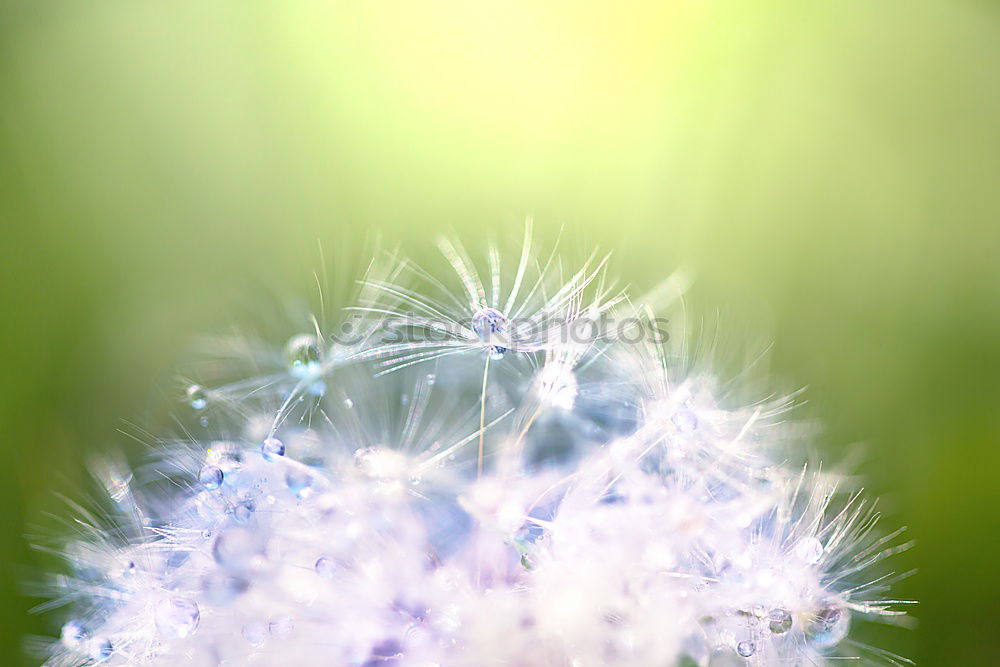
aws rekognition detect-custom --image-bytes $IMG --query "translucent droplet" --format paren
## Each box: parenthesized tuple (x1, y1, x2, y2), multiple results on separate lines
(60, 620, 86, 649)
(213, 527, 264, 572)
(671, 409, 698, 433)
(155, 597, 200, 639)
(768, 607, 793, 634)
(343, 398, 354, 409)
(805, 602, 850, 648)
(89, 638, 113, 663)
(286, 469, 313, 499)
(199, 416, 209, 427)
(795, 537, 824, 565)
(425, 373, 436, 386)
(242, 620, 268, 646)
(269, 616, 294, 639)
(472, 307, 509, 358)
(315, 556, 337, 579)
(736, 640, 755, 658)
(261, 437, 285, 461)
(202, 572, 249, 605)
(232, 499, 254, 524)
(285, 334, 322, 378)
(199, 465, 224, 490)
(186, 385, 207, 410)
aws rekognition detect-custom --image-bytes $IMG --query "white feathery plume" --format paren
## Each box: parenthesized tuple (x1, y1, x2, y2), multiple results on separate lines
(33, 229, 913, 666)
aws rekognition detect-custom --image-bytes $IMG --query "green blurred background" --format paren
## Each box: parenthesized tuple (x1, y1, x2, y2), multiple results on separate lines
(1, 1, 998, 663)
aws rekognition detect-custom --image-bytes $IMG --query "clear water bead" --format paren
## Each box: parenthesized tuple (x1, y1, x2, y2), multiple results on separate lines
(671, 408, 698, 433)
(795, 537, 824, 565)
(261, 437, 285, 461)
(805, 601, 851, 648)
(242, 621, 268, 646)
(285, 334, 322, 378)
(286, 469, 313, 499)
(186, 384, 207, 410)
(736, 640, 755, 658)
(202, 572, 249, 605)
(232, 499, 254, 524)
(315, 556, 337, 579)
(60, 620, 86, 649)
(155, 597, 201, 639)
(471, 307, 509, 357)
(767, 607, 793, 634)
(213, 527, 264, 572)
(199, 465, 224, 490)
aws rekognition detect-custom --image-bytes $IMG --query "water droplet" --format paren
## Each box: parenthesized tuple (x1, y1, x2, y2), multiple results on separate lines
(242, 620, 268, 646)
(199, 465, 224, 490)
(472, 307, 509, 358)
(202, 573, 249, 605)
(199, 416, 209, 427)
(736, 640, 755, 658)
(314, 556, 337, 579)
(155, 597, 200, 639)
(268, 616, 294, 639)
(232, 499, 254, 524)
(286, 469, 313, 499)
(795, 537, 824, 565)
(213, 527, 264, 572)
(261, 437, 285, 461)
(186, 385, 207, 410)
(89, 638, 113, 663)
(60, 620, 86, 649)
(671, 409, 698, 433)
(805, 602, 850, 648)
(768, 607, 793, 634)
(285, 334, 322, 378)
(343, 397, 354, 409)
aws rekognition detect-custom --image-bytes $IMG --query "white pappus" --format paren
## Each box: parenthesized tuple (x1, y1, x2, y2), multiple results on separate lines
(33, 226, 913, 666)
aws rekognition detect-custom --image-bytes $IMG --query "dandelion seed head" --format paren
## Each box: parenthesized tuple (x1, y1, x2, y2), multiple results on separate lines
(37, 229, 912, 666)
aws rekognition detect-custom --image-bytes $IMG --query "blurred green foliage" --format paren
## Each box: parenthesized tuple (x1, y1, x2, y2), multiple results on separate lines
(1, 1, 998, 664)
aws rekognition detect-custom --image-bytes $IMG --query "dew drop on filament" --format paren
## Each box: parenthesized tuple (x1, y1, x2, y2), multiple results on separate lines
(186, 385, 207, 410)
(472, 307, 509, 358)
(199, 465, 224, 490)
(285, 334, 322, 378)
(768, 607, 792, 634)
(155, 597, 201, 639)
(805, 602, 850, 648)
(261, 437, 285, 461)
(795, 537, 824, 565)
